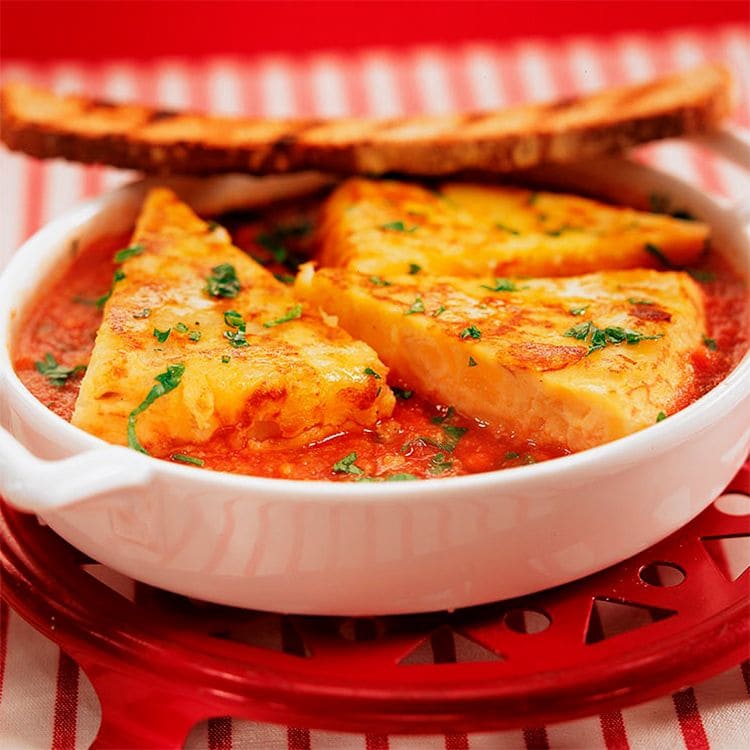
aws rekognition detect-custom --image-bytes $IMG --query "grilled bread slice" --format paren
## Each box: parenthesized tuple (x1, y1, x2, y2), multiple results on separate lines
(72, 188, 394, 456)
(295, 266, 706, 451)
(0, 64, 731, 176)
(316, 178, 708, 276)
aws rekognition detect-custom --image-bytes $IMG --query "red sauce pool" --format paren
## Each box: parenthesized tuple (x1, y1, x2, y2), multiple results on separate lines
(12, 204, 749, 481)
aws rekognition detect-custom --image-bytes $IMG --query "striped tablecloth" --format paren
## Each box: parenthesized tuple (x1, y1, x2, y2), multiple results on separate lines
(1, 23, 749, 750)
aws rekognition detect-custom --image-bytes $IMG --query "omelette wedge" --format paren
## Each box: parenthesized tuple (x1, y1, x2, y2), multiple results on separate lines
(317, 178, 708, 277)
(72, 188, 394, 455)
(295, 266, 706, 451)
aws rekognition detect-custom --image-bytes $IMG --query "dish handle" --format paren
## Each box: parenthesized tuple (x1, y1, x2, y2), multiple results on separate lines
(0, 425, 154, 514)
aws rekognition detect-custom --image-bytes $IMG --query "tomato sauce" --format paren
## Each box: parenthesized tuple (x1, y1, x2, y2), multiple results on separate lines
(12, 199, 749, 481)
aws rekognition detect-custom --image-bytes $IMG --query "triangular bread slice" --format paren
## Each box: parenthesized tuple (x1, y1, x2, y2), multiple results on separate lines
(295, 266, 706, 451)
(316, 178, 708, 277)
(72, 188, 394, 456)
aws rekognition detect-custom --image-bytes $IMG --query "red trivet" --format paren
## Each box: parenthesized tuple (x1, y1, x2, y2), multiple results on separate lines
(1, 464, 748, 748)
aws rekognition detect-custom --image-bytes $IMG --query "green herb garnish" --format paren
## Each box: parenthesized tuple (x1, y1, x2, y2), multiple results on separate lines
(153, 328, 171, 343)
(224, 329, 248, 347)
(644, 242, 673, 268)
(221, 355, 231, 364)
(406, 297, 425, 315)
(569, 305, 589, 316)
(564, 321, 663, 354)
(127, 364, 185, 454)
(468, 356, 477, 367)
(480, 278, 518, 292)
(381, 221, 418, 233)
(113, 243, 145, 263)
(224, 310, 244, 328)
(205, 263, 241, 299)
(188, 330, 201, 342)
(392, 387, 413, 399)
(431, 406, 455, 424)
(263, 304, 302, 328)
(174, 322, 189, 334)
(703, 335, 717, 351)
(171, 453, 205, 467)
(96, 269, 126, 309)
(133, 308, 151, 319)
(504, 451, 520, 460)
(34, 353, 86, 387)
(429, 452, 453, 474)
(431, 305, 446, 317)
(460, 325, 481, 340)
(656, 411, 667, 422)
(332, 451, 363, 475)
(495, 223, 519, 235)
(369, 276, 392, 286)
(364, 367, 381, 379)
(274, 273, 295, 285)
(628, 298, 654, 306)
(408, 263, 422, 274)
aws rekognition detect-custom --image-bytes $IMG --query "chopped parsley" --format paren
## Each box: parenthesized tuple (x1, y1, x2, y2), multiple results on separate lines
(274, 273, 295, 285)
(221, 355, 231, 364)
(171, 453, 205, 467)
(34, 353, 86, 387)
(569, 305, 589, 316)
(460, 325, 481, 340)
(224, 310, 245, 328)
(206, 220, 221, 231)
(702, 335, 717, 351)
(392, 387, 413, 399)
(495, 223, 520, 235)
(381, 221, 418, 233)
(153, 328, 171, 343)
(564, 321, 663, 355)
(256, 220, 313, 265)
(96, 269, 126, 309)
(127, 364, 185, 454)
(332, 451, 364, 475)
(356, 473, 419, 482)
(429, 452, 453, 474)
(188, 330, 202, 342)
(688, 269, 716, 283)
(441, 424, 468, 450)
(468, 356, 477, 367)
(205, 264, 241, 298)
(431, 305, 446, 317)
(113, 243, 145, 263)
(644, 242, 673, 268)
(263, 304, 302, 328)
(431, 406, 455, 424)
(545, 225, 581, 237)
(224, 329, 248, 347)
(174, 322, 189, 334)
(405, 297, 425, 315)
(656, 411, 667, 422)
(408, 263, 422, 274)
(369, 276, 392, 286)
(628, 298, 654, 306)
(504, 451, 520, 460)
(480, 278, 519, 292)
(364, 367, 381, 379)
(133, 308, 151, 319)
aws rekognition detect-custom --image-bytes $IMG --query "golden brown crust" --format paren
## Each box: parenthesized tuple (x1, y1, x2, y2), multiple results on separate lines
(0, 64, 733, 177)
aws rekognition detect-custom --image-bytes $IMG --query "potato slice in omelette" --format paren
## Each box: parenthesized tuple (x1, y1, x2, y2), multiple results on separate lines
(296, 266, 706, 451)
(317, 178, 708, 277)
(72, 188, 394, 455)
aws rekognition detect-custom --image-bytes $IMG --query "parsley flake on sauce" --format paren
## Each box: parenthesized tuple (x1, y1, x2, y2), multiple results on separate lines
(468, 356, 478, 367)
(205, 264, 241, 298)
(480, 278, 519, 292)
(274, 273, 295, 285)
(504, 451, 520, 460)
(174, 322, 189, 334)
(127, 364, 185, 454)
(364, 367, 381, 379)
(460, 325, 481, 340)
(569, 305, 589, 316)
(408, 263, 422, 275)
(381, 221, 418, 233)
(153, 328, 171, 343)
(392, 387, 413, 399)
(431, 305, 446, 317)
(188, 330, 202, 342)
(171, 453, 205, 467)
(263, 304, 303, 328)
(405, 297, 425, 315)
(429, 452, 453, 474)
(34, 354, 86, 387)
(332, 451, 364, 475)
(113, 243, 145, 263)
(224, 310, 245, 328)
(702, 335, 717, 351)
(224, 329, 249, 347)
(628, 298, 654, 306)
(221, 355, 231, 364)
(656, 411, 667, 422)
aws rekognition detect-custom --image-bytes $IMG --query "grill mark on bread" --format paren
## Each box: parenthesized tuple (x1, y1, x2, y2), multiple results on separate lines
(0, 64, 733, 177)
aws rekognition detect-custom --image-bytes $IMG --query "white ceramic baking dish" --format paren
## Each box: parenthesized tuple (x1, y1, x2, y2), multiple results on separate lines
(1, 143, 749, 616)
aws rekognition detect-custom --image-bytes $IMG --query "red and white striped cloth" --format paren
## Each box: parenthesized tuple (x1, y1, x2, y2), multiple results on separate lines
(1, 24, 749, 750)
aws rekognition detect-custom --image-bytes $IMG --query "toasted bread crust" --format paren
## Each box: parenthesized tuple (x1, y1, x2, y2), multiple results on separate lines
(0, 64, 733, 176)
